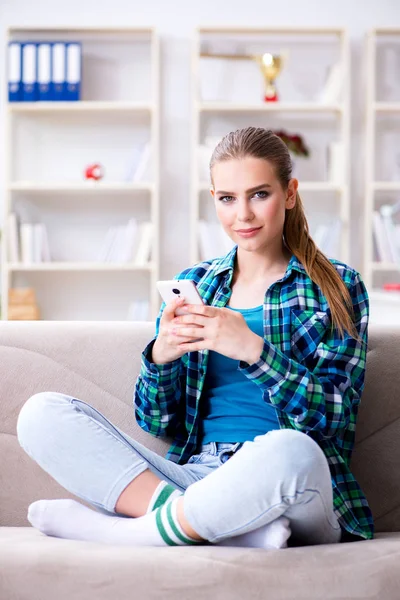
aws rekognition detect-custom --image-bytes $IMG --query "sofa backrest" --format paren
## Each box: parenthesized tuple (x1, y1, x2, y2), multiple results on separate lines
(0, 321, 399, 531)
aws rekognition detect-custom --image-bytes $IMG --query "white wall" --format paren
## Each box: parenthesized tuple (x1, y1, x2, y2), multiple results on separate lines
(0, 0, 399, 281)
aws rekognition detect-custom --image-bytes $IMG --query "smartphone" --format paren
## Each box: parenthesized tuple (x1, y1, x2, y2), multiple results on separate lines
(157, 279, 204, 316)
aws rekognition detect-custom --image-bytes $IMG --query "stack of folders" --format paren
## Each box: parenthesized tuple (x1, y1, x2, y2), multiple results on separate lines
(8, 213, 51, 263)
(8, 41, 81, 102)
(372, 205, 400, 263)
(98, 219, 153, 265)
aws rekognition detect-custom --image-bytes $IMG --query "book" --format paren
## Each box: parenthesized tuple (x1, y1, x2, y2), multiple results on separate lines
(380, 205, 400, 263)
(41, 224, 51, 262)
(327, 142, 344, 183)
(7, 213, 20, 262)
(132, 143, 151, 182)
(372, 211, 392, 262)
(98, 227, 118, 262)
(318, 63, 343, 104)
(133, 222, 153, 265)
(20, 224, 34, 263)
(124, 143, 151, 182)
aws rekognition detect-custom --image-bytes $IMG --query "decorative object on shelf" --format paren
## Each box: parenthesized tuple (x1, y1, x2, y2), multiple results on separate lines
(8, 287, 40, 320)
(383, 283, 400, 292)
(255, 53, 283, 102)
(272, 129, 310, 157)
(84, 163, 104, 181)
(200, 51, 285, 103)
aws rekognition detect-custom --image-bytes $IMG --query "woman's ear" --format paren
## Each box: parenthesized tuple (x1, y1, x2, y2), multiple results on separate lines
(210, 186, 215, 199)
(286, 178, 298, 209)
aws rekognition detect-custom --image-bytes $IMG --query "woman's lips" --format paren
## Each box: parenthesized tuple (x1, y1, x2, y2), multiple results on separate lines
(235, 227, 262, 238)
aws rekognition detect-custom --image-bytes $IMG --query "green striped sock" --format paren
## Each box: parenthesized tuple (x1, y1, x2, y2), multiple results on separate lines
(155, 498, 202, 546)
(146, 481, 182, 514)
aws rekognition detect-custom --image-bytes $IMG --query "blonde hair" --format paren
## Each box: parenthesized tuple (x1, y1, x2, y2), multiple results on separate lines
(210, 126, 358, 341)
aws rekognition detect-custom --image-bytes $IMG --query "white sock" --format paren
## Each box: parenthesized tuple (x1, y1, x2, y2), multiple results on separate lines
(146, 481, 182, 513)
(28, 496, 291, 549)
(27, 497, 200, 547)
(215, 516, 291, 549)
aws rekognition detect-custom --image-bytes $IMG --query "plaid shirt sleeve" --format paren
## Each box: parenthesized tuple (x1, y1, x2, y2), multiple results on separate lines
(134, 298, 184, 438)
(238, 271, 369, 441)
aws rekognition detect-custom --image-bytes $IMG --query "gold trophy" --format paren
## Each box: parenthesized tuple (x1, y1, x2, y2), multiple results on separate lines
(256, 53, 282, 102)
(200, 50, 284, 103)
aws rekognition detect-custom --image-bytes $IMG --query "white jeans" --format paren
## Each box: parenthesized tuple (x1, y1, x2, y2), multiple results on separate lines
(16, 392, 342, 545)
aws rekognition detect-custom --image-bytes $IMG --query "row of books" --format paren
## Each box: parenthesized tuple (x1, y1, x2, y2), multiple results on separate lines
(8, 41, 81, 102)
(8, 214, 51, 263)
(98, 219, 153, 265)
(373, 208, 400, 263)
(7, 213, 153, 265)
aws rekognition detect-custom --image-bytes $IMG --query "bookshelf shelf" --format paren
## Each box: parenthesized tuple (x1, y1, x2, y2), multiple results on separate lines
(191, 27, 350, 265)
(8, 182, 155, 193)
(2, 26, 160, 321)
(8, 101, 153, 114)
(7, 262, 155, 272)
(374, 102, 400, 112)
(371, 262, 400, 272)
(198, 102, 343, 113)
(364, 29, 400, 294)
(372, 182, 400, 191)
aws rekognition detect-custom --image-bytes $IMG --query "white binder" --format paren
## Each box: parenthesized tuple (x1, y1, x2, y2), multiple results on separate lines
(52, 42, 66, 101)
(8, 42, 22, 102)
(37, 43, 51, 101)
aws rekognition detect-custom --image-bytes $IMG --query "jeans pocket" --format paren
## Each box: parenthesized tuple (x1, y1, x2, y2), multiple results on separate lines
(218, 442, 243, 465)
(186, 451, 210, 465)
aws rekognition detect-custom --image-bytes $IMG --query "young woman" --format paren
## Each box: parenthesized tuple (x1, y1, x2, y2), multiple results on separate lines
(17, 127, 373, 549)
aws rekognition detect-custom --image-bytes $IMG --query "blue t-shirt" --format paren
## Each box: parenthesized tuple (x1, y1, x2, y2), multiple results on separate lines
(200, 304, 280, 443)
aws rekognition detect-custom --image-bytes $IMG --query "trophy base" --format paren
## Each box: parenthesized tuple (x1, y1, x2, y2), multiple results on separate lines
(264, 93, 278, 102)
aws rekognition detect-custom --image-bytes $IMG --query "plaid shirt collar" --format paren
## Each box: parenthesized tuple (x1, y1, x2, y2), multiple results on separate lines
(213, 245, 307, 279)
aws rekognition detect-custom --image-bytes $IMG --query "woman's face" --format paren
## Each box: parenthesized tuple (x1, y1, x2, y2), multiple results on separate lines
(210, 156, 297, 252)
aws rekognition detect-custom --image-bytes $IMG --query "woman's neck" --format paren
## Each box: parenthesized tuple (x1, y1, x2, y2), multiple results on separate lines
(234, 246, 292, 283)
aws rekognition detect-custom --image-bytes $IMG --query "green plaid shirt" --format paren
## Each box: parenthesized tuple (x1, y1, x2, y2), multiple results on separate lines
(135, 246, 374, 540)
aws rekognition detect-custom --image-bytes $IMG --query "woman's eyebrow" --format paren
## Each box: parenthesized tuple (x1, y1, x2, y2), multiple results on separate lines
(216, 183, 272, 195)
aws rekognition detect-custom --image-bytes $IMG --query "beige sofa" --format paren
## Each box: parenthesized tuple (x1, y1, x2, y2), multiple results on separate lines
(1, 320, 400, 600)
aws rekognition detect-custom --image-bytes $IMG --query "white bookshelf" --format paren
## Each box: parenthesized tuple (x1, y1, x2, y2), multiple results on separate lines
(2, 26, 160, 321)
(364, 28, 400, 294)
(191, 26, 350, 265)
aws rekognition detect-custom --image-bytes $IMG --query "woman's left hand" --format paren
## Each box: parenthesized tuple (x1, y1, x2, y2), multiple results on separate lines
(170, 304, 264, 364)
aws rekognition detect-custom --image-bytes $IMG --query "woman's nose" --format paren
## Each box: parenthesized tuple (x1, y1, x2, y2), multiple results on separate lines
(237, 200, 254, 221)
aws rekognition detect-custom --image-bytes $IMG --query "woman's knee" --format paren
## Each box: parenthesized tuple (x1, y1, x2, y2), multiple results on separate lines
(250, 429, 328, 477)
(16, 391, 70, 453)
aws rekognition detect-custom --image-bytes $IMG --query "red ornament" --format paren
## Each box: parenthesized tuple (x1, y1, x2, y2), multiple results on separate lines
(84, 163, 104, 181)
(264, 92, 278, 102)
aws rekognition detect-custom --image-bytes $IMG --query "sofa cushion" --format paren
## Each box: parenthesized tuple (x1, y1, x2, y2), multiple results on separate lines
(1, 528, 400, 600)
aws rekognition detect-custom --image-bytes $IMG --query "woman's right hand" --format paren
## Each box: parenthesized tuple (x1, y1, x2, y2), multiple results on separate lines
(151, 297, 204, 365)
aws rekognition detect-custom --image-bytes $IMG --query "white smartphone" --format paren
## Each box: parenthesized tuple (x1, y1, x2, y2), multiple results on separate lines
(157, 279, 204, 316)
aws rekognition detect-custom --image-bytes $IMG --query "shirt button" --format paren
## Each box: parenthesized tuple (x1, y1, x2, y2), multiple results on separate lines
(222, 286, 229, 294)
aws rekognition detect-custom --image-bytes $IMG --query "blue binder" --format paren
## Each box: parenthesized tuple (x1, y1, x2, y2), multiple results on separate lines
(8, 42, 22, 102)
(22, 42, 37, 102)
(66, 42, 81, 101)
(51, 42, 67, 101)
(37, 42, 52, 101)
